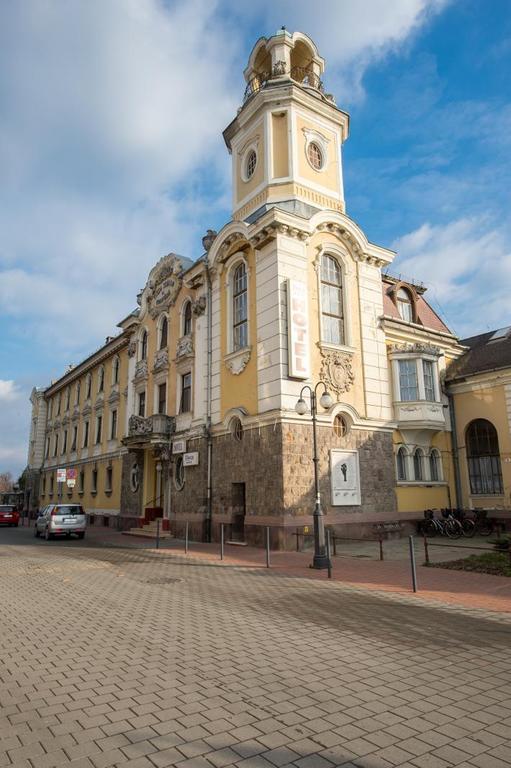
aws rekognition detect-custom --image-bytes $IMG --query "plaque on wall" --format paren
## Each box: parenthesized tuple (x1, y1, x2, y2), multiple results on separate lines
(330, 449, 361, 506)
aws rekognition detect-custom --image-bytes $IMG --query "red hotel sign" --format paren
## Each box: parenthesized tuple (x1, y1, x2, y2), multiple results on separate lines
(287, 279, 310, 379)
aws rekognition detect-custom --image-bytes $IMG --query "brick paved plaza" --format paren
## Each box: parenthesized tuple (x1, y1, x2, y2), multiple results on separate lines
(1, 527, 511, 768)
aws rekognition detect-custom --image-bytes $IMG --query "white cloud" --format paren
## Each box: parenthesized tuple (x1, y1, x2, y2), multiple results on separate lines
(0, 380, 20, 402)
(392, 217, 511, 337)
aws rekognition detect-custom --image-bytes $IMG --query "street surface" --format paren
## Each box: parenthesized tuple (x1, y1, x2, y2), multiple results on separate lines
(1, 525, 511, 768)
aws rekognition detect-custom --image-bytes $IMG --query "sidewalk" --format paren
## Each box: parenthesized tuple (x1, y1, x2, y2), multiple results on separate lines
(80, 524, 511, 616)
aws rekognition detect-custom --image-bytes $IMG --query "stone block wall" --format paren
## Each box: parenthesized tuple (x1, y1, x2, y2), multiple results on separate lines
(120, 450, 144, 519)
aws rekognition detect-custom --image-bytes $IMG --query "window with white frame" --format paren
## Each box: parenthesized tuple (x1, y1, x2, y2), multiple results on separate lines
(140, 330, 148, 361)
(86, 374, 92, 399)
(429, 449, 441, 481)
(95, 415, 102, 444)
(82, 420, 89, 448)
(232, 263, 248, 351)
(397, 288, 413, 322)
(396, 357, 439, 403)
(106, 466, 113, 493)
(98, 366, 105, 393)
(423, 359, 435, 401)
(180, 373, 192, 414)
(71, 425, 77, 452)
(396, 447, 407, 481)
(159, 316, 168, 350)
(110, 409, 117, 440)
(183, 301, 192, 337)
(138, 390, 146, 417)
(157, 383, 167, 415)
(112, 356, 120, 385)
(320, 254, 344, 345)
(398, 359, 418, 401)
(413, 448, 424, 481)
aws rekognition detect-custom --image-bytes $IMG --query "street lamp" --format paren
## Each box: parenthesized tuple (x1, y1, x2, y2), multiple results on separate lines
(295, 381, 333, 570)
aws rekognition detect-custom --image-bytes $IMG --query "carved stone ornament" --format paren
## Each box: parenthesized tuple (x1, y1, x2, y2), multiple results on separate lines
(146, 254, 183, 319)
(128, 415, 153, 437)
(202, 229, 217, 252)
(134, 360, 148, 381)
(390, 342, 441, 357)
(153, 349, 169, 372)
(176, 336, 194, 360)
(272, 60, 287, 76)
(108, 388, 120, 405)
(320, 349, 355, 396)
(94, 395, 104, 411)
(225, 348, 251, 375)
(192, 296, 207, 316)
(127, 340, 137, 358)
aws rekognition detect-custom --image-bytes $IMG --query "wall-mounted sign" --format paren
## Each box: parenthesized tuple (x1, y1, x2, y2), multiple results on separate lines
(172, 439, 186, 454)
(57, 468, 67, 483)
(183, 452, 199, 466)
(67, 468, 77, 480)
(66, 479, 76, 488)
(287, 279, 310, 379)
(330, 449, 361, 506)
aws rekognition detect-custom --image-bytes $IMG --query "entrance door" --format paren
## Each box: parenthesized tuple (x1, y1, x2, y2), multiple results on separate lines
(231, 482, 246, 542)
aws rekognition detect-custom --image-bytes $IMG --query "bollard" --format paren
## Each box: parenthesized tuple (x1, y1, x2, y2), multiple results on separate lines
(379, 535, 384, 562)
(296, 528, 300, 552)
(409, 535, 418, 593)
(155, 518, 160, 550)
(220, 523, 224, 561)
(185, 521, 189, 554)
(333, 535, 337, 557)
(423, 533, 430, 565)
(326, 530, 332, 579)
(266, 526, 270, 568)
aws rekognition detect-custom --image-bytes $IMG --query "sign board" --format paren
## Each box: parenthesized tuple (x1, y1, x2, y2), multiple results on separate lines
(287, 279, 310, 379)
(67, 468, 77, 480)
(66, 479, 76, 488)
(172, 439, 186, 454)
(330, 449, 361, 506)
(183, 451, 199, 467)
(57, 468, 67, 483)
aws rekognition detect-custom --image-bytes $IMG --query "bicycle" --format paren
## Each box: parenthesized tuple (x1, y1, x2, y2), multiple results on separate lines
(422, 509, 463, 539)
(462, 509, 494, 537)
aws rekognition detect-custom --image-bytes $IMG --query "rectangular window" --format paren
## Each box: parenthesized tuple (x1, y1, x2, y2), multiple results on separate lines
(468, 457, 504, 495)
(138, 391, 146, 417)
(95, 415, 102, 444)
(53, 434, 59, 457)
(79, 470, 84, 493)
(398, 360, 418, 401)
(180, 373, 192, 413)
(62, 430, 67, 454)
(50, 475, 54, 495)
(65, 388, 70, 410)
(75, 382, 81, 405)
(423, 360, 435, 402)
(48, 400, 53, 419)
(92, 469, 98, 494)
(106, 466, 113, 492)
(110, 409, 117, 440)
(42, 475, 46, 495)
(71, 426, 77, 452)
(158, 383, 167, 415)
(45, 437, 50, 458)
(83, 421, 89, 448)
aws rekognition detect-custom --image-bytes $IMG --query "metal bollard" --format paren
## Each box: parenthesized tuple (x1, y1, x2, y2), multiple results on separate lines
(220, 523, 224, 560)
(266, 526, 270, 568)
(409, 535, 418, 593)
(155, 518, 160, 550)
(326, 531, 332, 579)
(379, 535, 384, 562)
(333, 535, 337, 557)
(423, 533, 430, 565)
(185, 521, 189, 554)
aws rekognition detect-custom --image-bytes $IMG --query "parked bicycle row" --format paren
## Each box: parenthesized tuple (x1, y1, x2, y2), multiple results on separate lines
(417, 508, 501, 539)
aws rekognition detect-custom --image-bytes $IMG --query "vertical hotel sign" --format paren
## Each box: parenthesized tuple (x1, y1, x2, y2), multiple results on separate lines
(287, 279, 310, 379)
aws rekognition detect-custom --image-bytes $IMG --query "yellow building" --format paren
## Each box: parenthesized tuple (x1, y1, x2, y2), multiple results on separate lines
(24, 29, 509, 543)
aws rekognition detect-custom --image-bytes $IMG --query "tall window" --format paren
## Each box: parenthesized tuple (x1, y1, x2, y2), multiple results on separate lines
(397, 288, 413, 322)
(413, 448, 424, 481)
(98, 366, 105, 393)
(466, 419, 503, 495)
(159, 317, 168, 349)
(423, 360, 435, 401)
(65, 387, 70, 411)
(321, 254, 344, 345)
(183, 302, 192, 337)
(398, 359, 418, 401)
(56, 393, 61, 415)
(45, 437, 50, 458)
(92, 468, 98, 494)
(138, 391, 146, 417)
(71, 425, 78, 452)
(86, 374, 92, 399)
(180, 373, 192, 413)
(95, 415, 102, 444)
(233, 263, 248, 351)
(112, 357, 120, 385)
(396, 447, 407, 481)
(110, 409, 117, 440)
(83, 420, 89, 448)
(141, 330, 148, 360)
(429, 449, 441, 481)
(53, 434, 59, 457)
(158, 383, 167, 415)
(106, 466, 113, 493)
(62, 430, 68, 454)
(76, 381, 81, 405)
(79, 470, 84, 494)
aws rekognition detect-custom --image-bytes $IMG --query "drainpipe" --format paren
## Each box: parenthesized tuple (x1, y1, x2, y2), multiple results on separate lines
(202, 230, 216, 543)
(447, 392, 462, 508)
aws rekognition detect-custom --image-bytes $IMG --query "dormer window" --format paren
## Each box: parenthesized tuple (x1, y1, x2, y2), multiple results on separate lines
(397, 288, 413, 322)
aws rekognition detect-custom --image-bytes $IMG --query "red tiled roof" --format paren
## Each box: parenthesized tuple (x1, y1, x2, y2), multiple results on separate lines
(382, 279, 452, 334)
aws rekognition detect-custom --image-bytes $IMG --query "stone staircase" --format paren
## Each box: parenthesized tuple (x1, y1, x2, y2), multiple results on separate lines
(123, 518, 172, 539)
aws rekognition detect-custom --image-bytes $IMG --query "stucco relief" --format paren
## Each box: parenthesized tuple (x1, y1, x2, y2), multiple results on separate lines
(390, 342, 441, 357)
(134, 360, 148, 381)
(192, 296, 207, 316)
(176, 337, 194, 360)
(144, 254, 184, 319)
(153, 349, 169, 372)
(320, 349, 354, 396)
(225, 349, 251, 375)
(127, 340, 137, 358)
(128, 415, 153, 436)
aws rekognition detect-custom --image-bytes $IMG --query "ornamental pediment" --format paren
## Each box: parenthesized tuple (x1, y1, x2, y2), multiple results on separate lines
(141, 253, 186, 319)
(390, 343, 441, 357)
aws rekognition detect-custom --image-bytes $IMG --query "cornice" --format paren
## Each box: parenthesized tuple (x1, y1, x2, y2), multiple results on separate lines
(45, 336, 129, 397)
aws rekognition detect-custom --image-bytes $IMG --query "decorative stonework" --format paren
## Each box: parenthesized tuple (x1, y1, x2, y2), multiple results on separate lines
(390, 342, 441, 357)
(108, 387, 120, 405)
(153, 349, 169, 372)
(225, 348, 251, 375)
(320, 349, 355, 396)
(128, 415, 153, 436)
(82, 403, 91, 417)
(94, 395, 104, 411)
(176, 336, 194, 360)
(272, 60, 287, 76)
(134, 360, 148, 382)
(192, 296, 207, 316)
(127, 340, 137, 358)
(146, 254, 184, 319)
(202, 229, 217, 252)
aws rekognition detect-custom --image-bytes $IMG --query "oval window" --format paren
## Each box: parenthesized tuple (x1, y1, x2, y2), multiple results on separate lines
(307, 141, 323, 170)
(245, 149, 257, 179)
(174, 456, 185, 491)
(333, 414, 348, 438)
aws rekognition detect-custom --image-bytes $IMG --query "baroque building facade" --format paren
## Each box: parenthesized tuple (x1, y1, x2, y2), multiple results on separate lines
(24, 30, 510, 542)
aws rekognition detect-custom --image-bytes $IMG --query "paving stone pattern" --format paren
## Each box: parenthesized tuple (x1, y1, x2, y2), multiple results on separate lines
(1, 542, 510, 768)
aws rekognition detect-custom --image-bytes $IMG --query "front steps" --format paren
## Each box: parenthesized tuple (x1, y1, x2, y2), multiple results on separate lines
(123, 519, 172, 539)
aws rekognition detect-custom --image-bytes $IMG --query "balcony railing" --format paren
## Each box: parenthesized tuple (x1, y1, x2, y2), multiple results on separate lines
(127, 414, 175, 440)
(243, 66, 325, 104)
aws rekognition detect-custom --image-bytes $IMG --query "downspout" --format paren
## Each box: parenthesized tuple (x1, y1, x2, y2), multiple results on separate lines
(447, 391, 462, 509)
(202, 230, 216, 543)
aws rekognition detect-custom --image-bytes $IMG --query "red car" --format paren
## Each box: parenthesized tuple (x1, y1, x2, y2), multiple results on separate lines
(0, 505, 20, 526)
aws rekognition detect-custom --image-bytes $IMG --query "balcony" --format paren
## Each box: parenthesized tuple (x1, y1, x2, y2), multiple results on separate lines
(394, 400, 446, 431)
(123, 414, 175, 450)
(243, 65, 328, 104)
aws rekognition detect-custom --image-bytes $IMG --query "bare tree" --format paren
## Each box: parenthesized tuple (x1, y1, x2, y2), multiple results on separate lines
(0, 472, 14, 493)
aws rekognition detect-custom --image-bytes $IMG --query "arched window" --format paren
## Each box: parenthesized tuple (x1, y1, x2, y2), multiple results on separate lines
(397, 288, 413, 322)
(321, 254, 344, 345)
(413, 448, 424, 481)
(85, 374, 92, 400)
(75, 381, 81, 405)
(466, 419, 503, 495)
(140, 330, 148, 361)
(98, 366, 105, 393)
(183, 302, 192, 337)
(159, 316, 168, 350)
(233, 263, 248, 351)
(112, 356, 120, 385)
(429, 449, 441, 482)
(65, 387, 70, 411)
(396, 447, 407, 481)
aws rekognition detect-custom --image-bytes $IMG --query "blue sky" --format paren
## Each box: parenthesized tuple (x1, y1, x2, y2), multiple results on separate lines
(0, 0, 510, 476)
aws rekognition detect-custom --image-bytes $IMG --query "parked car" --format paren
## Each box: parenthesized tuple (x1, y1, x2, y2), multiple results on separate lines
(0, 505, 20, 527)
(34, 504, 86, 540)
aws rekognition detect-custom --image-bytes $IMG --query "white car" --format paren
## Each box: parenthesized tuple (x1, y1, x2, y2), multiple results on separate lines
(34, 504, 86, 540)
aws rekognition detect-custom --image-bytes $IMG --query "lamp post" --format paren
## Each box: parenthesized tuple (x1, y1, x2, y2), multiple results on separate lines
(295, 381, 333, 570)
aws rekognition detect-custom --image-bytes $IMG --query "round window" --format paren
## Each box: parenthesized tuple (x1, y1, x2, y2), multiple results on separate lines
(307, 141, 324, 171)
(230, 417, 243, 442)
(333, 414, 348, 438)
(174, 456, 185, 491)
(245, 149, 257, 180)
